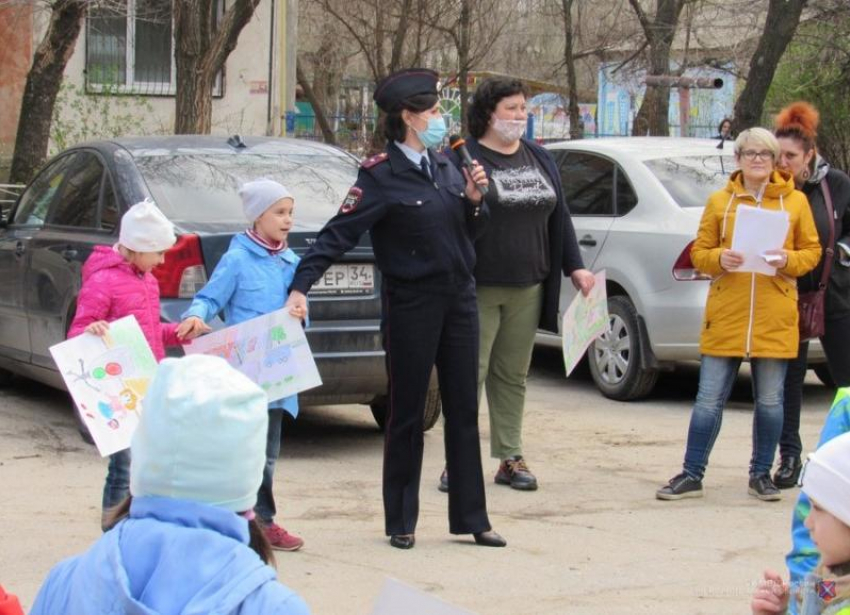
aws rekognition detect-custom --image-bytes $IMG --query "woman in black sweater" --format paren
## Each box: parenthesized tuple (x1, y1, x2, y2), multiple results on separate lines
(774, 102, 850, 488)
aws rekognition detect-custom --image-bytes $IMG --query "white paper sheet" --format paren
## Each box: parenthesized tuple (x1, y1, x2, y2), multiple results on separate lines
(562, 270, 608, 377)
(184, 308, 321, 402)
(371, 578, 477, 615)
(730, 205, 790, 276)
(49, 316, 158, 457)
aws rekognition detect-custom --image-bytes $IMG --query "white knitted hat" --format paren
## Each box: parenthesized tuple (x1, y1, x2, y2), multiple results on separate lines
(119, 199, 176, 252)
(802, 431, 850, 527)
(239, 178, 293, 223)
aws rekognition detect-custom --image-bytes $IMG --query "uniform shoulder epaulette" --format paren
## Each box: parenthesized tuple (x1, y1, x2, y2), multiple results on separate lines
(361, 152, 389, 169)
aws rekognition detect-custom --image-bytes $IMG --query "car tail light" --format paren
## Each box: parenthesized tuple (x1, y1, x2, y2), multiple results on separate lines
(152, 234, 208, 298)
(672, 240, 712, 281)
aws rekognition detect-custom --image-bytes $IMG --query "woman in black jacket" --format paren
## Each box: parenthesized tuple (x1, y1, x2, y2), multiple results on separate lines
(440, 77, 594, 493)
(774, 101, 850, 488)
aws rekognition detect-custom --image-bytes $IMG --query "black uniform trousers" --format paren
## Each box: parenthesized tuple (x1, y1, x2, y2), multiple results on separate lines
(381, 279, 491, 536)
(780, 312, 850, 458)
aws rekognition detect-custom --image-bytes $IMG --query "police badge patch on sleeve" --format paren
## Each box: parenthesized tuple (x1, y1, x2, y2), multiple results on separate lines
(340, 187, 363, 214)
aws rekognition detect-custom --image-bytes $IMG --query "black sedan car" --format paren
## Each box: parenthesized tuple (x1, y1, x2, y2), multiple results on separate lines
(0, 135, 441, 430)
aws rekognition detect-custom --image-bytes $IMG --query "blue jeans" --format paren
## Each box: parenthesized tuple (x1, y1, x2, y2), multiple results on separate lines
(683, 355, 788, 480)
(255, 409, 283, 523)
(102, 448, 131, 513)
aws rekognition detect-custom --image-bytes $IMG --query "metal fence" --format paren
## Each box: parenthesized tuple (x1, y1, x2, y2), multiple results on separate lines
(0, 184, 23, 218)
(290, 113, 377, 158)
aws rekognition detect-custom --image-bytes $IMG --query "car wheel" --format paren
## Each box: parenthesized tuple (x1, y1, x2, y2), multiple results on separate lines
(588, 295, 659, 401)
(813, 363, 836, 388)
(0, 367, 14, 388)
(370, 389, 442, 432)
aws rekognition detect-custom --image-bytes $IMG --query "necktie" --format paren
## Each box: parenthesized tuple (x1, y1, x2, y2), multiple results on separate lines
(420, 157, 432, 180)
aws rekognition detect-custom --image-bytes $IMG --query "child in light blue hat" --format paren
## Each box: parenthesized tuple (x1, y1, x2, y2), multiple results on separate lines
(177, 178, 306, 551)
(30, 355, 310, 615)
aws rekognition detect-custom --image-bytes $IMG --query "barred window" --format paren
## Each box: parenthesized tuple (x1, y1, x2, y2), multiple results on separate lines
(86, 0, 223, 96)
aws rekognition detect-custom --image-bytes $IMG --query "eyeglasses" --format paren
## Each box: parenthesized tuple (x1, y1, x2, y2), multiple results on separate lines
(740, 150, 774, 162)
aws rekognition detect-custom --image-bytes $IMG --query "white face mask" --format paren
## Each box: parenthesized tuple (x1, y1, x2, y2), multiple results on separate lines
(491, 118, 527, 144)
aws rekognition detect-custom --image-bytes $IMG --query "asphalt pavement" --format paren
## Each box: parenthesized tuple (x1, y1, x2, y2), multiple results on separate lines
(0, 348, 835, 614)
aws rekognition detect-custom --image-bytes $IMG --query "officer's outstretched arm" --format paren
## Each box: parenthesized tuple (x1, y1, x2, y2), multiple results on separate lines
(291, 171, 388, 295)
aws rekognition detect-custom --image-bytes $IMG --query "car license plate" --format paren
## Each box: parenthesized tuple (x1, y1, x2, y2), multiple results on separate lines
(311, 264, 375, 296)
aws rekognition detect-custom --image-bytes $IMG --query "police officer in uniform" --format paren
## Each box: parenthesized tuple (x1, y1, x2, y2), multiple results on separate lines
(286, 68, 506, 550)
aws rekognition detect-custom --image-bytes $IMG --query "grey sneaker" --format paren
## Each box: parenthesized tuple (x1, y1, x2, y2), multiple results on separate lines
(748, 474, 782, 501)
(656, 472, 703, 500)
(495, 456, 538, 491)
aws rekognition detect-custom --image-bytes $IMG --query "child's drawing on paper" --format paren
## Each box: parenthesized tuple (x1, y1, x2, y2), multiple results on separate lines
(562, 271, 609, 377)
(185, 308, 321, 402)
(50, 316, 158, 456)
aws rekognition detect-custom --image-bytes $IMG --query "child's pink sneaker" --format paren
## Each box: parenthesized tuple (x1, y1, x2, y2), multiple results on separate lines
(264, 522, 304, 551)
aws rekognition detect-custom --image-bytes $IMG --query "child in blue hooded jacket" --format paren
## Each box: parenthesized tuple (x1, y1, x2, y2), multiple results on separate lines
(177, 179, 305, 551)
(30, 355, 310, 615)
(751, 428, 850, 615)
(784, 388, 850, 614)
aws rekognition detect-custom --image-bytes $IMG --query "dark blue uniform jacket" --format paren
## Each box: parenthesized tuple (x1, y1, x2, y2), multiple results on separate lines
(291, 141, 489, 295)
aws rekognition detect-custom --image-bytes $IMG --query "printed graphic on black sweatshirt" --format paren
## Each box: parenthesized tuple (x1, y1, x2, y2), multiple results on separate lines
(488, 166, 557, 211)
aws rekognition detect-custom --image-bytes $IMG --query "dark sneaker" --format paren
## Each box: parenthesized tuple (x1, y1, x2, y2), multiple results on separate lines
(264, 522, 304, 551)
(773, 456, 802, 489)
(438, 468, 449, 493)
(749, 474, 782, 501)
(494, 456, 538, 491)
(656, 472, 703, 500)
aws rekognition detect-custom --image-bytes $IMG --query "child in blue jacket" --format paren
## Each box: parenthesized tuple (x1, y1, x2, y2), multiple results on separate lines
(30, 355, 310, 615)
(751, 427, 850, 614)
(785, 388, 850, 614)
(178, 179, 305, 551)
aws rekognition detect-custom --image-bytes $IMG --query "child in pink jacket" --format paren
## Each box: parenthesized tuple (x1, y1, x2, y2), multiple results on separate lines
(67, 199, 189, 528)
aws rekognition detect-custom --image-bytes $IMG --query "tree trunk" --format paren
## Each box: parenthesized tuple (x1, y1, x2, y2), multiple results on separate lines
(9, 0, 85, 184)
(174, 0, 211, 133)
(458, 0, 471, 134)
(628, 0, 685, 136)
(296, 60, 336, 145)
(733, 0, 807, 132)
(173, 0, 262, 133)
(561, 0, 581, 139)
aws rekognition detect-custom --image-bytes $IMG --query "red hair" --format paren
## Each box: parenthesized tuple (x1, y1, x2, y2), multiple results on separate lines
(774, 102, 819, 151)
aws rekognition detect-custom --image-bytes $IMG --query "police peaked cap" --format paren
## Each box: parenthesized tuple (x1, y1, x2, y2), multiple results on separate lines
(373, 68, 439, 113)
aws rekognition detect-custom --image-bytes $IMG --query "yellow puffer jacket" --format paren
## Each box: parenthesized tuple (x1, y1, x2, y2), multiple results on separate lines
(691, 169, 821, 358)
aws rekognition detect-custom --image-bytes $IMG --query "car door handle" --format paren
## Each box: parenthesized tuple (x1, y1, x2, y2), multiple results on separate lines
(14, 241, 25, 257)
(61, 247, 78, 261)
(578, 235, 597, 247)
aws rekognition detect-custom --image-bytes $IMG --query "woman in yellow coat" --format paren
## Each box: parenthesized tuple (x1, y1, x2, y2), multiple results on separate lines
(657, 127, 821, 503)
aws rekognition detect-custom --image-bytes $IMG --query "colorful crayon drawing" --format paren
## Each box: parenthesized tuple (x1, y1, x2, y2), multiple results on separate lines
(49, 316, 158, 457)
(561, 271, 609, 377)
(185, 308, 322, 402)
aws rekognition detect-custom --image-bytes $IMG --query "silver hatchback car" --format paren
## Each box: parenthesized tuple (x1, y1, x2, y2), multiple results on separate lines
(538, 137, 826, 400)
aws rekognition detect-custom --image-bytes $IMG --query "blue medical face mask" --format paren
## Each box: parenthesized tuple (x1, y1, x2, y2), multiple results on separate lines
(413, 115, 447, 149)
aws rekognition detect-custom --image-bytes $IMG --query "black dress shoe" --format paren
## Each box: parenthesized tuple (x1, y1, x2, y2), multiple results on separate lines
(438, 468, 449, 493)
(773, 456, 802, 489)
(473, 530, 506, 547)
(390, 534, 415, 549)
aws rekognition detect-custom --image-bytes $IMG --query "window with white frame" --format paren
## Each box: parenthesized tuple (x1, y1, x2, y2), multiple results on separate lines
(86, 0, 223, 96)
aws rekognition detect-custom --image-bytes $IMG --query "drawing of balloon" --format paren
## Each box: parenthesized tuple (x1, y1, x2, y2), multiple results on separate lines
(92, 367, 107, 379)
(105, 362, 122, 376)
